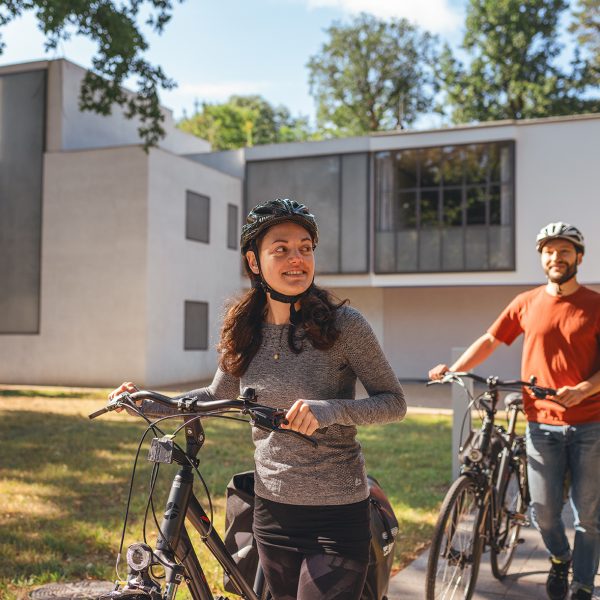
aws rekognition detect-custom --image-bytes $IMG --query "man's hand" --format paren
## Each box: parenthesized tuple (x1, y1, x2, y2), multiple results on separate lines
(429, 364, 449, 381)
(554, 385, 589, 408)
(282, 400, 320, 436)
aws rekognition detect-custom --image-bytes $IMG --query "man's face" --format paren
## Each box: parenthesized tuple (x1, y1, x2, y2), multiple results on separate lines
(540, 239, 582, 284)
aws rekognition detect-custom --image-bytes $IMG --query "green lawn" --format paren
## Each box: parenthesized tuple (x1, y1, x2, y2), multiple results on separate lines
(0, 390, 452, 599)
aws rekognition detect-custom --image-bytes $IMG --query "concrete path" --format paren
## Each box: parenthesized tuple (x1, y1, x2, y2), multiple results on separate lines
(388, 505, 599, 599)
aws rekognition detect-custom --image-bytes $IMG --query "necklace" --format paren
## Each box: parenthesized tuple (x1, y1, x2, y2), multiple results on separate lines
(272, 326, 286, 361)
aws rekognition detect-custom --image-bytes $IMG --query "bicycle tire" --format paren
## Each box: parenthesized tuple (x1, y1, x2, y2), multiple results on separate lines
(490, 453, 528, 579)
(425, 474, 485, 600)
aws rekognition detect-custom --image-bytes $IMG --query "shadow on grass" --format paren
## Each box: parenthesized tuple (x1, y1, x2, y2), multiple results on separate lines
(0, 410, 255, 583)
(0, 410, 452, 582)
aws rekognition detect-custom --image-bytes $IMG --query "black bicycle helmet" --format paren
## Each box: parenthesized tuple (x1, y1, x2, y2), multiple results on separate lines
(241, 198, 319, 311)
(241, 198, 319, 254)
(535, 222, 585, 254)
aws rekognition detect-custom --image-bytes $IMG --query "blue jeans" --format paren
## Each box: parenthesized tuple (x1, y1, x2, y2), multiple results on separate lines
(526, 422, 600, 591)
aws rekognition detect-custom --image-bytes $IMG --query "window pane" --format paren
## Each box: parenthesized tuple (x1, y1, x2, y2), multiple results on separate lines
(398, 191, 417, 229)
(466, 227, 489, 269)
(341, 153, 368, 273)
(443, 188, 463, 226)
(441, 146, 463, 185)
(420, 147, 442, 187)
(184, 301, 209, 350)
(227, 204, 238, 249)
(464, 144, 488, 184)
(420, 190, 439, 227)
(489, 226, 513, 269)
(396, 230, 418, 271)
(246, 156, 340, 273)
(0, 70, 45, 333)
(466, 187, 487, 225)
(186, 191, 210, 243)
(442, 228, 464, 271)
(395, 150, 418, 188)
(375, 232, 396, 273)
(419, 229, 441, 270)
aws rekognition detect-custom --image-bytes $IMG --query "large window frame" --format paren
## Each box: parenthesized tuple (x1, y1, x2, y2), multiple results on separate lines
(374, 141, 516, 274)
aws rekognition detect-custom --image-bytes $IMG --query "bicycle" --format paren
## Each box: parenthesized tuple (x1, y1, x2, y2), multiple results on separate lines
(88, 386, 316, 600)
(424, 372, 556, 600)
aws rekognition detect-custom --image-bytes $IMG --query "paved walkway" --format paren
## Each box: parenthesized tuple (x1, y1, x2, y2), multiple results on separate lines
(388, 505, 599, 599)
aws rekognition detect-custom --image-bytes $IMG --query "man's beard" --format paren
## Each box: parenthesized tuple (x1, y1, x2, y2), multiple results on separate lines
(545, 261, 578, 285)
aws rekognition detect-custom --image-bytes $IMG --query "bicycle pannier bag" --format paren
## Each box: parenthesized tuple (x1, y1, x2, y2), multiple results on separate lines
(223, 471, 258, 594)
(361, 475, 399, 600)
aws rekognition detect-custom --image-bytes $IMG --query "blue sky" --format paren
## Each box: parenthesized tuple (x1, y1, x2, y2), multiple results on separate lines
(0, 0, 577, 127)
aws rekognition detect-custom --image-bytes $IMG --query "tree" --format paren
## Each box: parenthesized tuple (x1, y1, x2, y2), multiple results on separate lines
(0, 0, 182, 147)
(306, 13, 438, 136)
(569, 0, 600, 72)
(178, 95, 311, 150)
(438, 0, 600, 123)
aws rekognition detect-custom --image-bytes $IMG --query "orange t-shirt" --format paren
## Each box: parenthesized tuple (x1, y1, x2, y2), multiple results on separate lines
(488, 285, 600, 425)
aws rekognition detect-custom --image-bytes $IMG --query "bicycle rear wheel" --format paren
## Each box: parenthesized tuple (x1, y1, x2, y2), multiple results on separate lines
(426, 474, 485, 600)
(490, 453, 528, 579)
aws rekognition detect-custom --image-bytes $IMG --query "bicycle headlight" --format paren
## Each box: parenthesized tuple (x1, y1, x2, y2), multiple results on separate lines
(467, 448, 483, 463)
(126, 543, 154, 572)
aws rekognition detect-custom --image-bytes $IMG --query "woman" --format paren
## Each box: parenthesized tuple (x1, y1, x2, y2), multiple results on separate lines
(111, 198, 406, 600)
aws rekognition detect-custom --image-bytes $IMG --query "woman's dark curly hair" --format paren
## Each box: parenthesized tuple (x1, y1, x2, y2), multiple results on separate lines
(218, 283, 348, 378)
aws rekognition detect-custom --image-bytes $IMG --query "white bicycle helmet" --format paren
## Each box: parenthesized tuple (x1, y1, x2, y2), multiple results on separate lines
(535, 222, 585, 254)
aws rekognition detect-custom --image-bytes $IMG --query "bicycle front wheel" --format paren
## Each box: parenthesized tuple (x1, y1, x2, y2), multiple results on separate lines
(425, 474, 485, 600)
(490, 453, 528, 579)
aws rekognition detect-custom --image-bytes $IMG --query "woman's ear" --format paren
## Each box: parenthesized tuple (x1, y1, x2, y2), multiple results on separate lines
(245, 250, 260, 274)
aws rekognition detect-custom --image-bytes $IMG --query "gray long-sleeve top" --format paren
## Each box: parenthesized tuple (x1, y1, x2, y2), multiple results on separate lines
(141, 305, 406, 506)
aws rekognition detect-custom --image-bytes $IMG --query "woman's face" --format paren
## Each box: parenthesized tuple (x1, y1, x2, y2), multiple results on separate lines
(246, 221, 315, 297)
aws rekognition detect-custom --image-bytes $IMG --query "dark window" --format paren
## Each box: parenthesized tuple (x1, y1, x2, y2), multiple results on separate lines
(246, 153, 369, 274)
(374, 141, 515, 273)
(0, 69, 46, 334)
(186, 191, 210, 243)
(227, 204, 238, 250)
(184, 301, 209, 350)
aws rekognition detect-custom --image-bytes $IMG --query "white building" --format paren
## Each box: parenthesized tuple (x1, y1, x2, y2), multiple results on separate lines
(1, 58, 599, 387)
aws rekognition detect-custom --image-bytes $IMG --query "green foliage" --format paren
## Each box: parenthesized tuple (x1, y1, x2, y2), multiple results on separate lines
(438, 0, 600, 123)
(570, 0, 600, 71)
(307, 13, 438, 136)
(178, 95, 312, 150)
(0, 0, 183, 148)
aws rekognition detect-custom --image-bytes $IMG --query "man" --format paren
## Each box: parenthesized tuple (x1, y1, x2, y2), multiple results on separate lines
(430, 222, 600, 600)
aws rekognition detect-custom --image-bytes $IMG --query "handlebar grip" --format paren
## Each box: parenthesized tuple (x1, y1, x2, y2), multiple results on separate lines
(88, 407, 109, 420)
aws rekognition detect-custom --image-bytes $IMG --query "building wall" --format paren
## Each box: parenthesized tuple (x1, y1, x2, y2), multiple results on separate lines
(145, 151, 244, 386)
(0, 146, 149, 386)
(55, 60, 210, 155)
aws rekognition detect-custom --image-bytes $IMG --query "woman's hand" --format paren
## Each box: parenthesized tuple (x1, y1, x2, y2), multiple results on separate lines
(282, 400, 320, 436)
(108, 381, 139, 412)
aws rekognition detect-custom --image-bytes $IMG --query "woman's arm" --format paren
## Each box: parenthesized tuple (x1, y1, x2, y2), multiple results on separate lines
(304, 308, 407, 428)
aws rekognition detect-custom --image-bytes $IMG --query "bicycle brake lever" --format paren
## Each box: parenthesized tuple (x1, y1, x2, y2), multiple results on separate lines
(88, 392, 131, 419)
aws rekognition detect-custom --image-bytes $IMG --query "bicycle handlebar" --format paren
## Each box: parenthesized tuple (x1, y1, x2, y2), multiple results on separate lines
(427, 371, 557, 400)
(89, 388, 318, 447)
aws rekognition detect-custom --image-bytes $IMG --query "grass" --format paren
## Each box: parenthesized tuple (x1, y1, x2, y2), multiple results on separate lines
(0, 390, 452, 599)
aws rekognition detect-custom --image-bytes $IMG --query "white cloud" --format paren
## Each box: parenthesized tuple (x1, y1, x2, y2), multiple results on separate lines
(305, 0, 463, 33)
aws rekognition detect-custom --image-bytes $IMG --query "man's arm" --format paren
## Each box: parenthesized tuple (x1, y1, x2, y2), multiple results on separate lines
(555, 370, 600, 407)
(429, 333, 502, 380)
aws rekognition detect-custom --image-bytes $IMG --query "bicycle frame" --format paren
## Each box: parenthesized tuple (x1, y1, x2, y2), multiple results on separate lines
(137, 418, 263, 600)
(460, 389, 526, 553)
